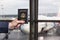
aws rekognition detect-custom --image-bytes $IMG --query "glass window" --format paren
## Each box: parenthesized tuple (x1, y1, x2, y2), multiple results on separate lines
(38, 0, 60, 20)
(0, 0, 29, 20)
(38, 0, 60, 40)
(0, 0, 29, 40)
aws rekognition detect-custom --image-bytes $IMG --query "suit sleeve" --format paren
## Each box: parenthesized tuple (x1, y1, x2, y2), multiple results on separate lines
(0, 22, 8, 33)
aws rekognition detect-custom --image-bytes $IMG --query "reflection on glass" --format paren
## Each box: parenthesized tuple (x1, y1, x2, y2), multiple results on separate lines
(38, 22, 60, 40)
(20, 22, 55, 34)
(20, 22, 60, 40)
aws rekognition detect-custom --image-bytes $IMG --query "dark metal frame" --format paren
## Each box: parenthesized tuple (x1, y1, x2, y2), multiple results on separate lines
(30, 0, 60, 40)
(30, 0, 38, 40)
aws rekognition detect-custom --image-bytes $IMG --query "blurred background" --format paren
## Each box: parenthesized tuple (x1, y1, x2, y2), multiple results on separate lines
(0, 0, 60, 40)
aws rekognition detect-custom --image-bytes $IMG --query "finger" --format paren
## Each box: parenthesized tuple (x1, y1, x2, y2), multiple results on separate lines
(15, 24, 21, 28)
(17, 20, 25, 24)
(17, 24, 21, 28)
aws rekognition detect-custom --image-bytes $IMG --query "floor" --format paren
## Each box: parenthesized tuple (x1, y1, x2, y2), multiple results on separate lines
(0, 30, 60, 40)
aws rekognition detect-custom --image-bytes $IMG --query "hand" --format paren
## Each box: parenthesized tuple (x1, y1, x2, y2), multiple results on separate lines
(9, 19, 25, 29)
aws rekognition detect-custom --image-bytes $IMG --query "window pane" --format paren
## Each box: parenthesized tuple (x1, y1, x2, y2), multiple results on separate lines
(38, 22, 60, 40)
(0, 0, 29, 40)
(0, 0, 29, 20)
(38, 0, 60, 20)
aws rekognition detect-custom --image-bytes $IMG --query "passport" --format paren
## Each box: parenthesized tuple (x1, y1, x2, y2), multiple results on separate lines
(18, 9, 28, 23)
